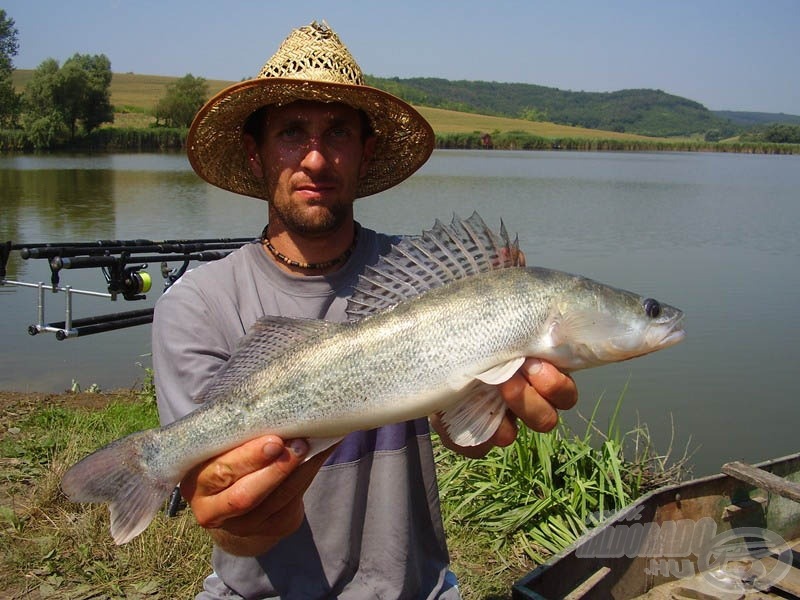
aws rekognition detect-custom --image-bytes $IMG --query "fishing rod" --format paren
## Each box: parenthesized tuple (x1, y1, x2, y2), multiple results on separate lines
(1, 236, 255, 340)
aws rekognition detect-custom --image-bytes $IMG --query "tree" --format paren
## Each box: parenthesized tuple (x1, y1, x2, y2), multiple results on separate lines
(0, 9, 20, 127)
(20, 59, 67, 148)
(154, 74, 208, 128)
(59, 54, 114, 136)
(763, 124, 800, 144)
(21, 53, 114, 147)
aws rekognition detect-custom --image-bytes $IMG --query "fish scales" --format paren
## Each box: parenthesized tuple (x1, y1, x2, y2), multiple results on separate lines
(177, 269, 546, 452)
(61, 213, 685, 544)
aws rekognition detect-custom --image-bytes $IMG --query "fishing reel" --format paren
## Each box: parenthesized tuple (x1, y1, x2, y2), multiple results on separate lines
(105, 264, 152, 301)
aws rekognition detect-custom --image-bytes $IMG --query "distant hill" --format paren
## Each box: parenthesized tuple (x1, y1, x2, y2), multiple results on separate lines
(365, 76, 735, 138)
(713, 110, 800, 127)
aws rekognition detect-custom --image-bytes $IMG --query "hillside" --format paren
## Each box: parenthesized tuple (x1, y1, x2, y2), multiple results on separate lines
(365, 76, 734, 138)
(11, 70, 656, 141)
(12, 70, 798, 141)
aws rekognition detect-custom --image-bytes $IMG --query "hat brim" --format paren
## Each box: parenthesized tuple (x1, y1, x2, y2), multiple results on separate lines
(187, 78, 435, 200)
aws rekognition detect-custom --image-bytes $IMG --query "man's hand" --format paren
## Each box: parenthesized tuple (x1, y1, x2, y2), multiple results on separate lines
(432, 358, 578, 458)
(180, 435, 333, 556)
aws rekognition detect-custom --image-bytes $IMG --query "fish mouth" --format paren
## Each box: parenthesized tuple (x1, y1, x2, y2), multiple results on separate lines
(655, 315, 686, 349)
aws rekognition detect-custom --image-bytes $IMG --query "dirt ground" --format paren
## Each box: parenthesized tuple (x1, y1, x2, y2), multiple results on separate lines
(0, 388, 140, 414)
(0, 388, 144, 443)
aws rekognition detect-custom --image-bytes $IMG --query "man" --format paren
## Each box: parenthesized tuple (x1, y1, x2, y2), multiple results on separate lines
(152, 21, 577, 599)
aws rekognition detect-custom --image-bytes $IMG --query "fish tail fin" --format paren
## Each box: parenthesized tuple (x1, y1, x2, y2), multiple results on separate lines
(61, 429, 176, 544)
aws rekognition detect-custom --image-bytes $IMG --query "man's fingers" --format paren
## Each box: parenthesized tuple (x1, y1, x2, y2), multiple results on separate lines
(497, 359, 578, 434)
(190, 435, 305, 495)
(519, 359, 578, 410)
(205, 446, 336, 535)
(182, 435, 310, 527)
(488, 411, 519, 447)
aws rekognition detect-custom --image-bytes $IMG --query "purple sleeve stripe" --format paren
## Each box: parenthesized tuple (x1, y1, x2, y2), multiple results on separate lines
(324, 419, 430, 466)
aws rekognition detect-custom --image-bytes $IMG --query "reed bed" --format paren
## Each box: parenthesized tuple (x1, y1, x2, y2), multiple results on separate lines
(435, 130, 800, 154)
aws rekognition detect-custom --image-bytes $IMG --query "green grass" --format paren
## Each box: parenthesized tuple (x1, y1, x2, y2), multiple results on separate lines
(0, 380, 687, 599)
(0, 388, 213, 599)
(434, 390, 690, 597)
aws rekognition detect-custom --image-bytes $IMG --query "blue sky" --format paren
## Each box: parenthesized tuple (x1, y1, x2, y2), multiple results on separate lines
(5, 0, 799, 114)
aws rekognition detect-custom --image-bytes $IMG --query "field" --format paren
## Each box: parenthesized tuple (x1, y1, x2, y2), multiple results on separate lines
(12, 70, 657, 141)
(415, 106, 657, 140)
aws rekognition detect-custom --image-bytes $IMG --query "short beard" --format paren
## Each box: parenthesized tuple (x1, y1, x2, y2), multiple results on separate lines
(269, 200, 353, 237)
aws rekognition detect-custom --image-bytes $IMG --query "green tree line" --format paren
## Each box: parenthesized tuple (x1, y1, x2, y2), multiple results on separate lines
(740, 123, 800, 144)
(0, 9, 207, 151)
(364, 76, 742, 138)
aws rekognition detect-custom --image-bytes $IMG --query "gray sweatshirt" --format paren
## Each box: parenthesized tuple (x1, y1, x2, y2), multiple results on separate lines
(152, 228, 459, 599)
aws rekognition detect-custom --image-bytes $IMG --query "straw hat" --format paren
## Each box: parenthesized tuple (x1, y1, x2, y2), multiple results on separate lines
(187, 21, 435, 200)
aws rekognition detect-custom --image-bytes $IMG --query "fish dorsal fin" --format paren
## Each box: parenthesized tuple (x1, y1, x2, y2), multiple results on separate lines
(197, 316, 335, 403)
(347, 212, 521, 320)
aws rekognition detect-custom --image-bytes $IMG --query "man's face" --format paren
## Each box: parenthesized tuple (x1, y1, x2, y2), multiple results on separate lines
(245, 100, 375, 236)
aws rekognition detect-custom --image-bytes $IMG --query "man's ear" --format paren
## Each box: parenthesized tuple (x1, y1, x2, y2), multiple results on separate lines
(243, 134, 264, 178)
(359, 136, 377, 179)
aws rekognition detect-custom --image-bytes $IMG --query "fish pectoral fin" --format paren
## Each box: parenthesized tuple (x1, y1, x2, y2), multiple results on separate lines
(549, 309, 626, 347)
(439, 382, 508, 447)
(474, 357, 526, 384)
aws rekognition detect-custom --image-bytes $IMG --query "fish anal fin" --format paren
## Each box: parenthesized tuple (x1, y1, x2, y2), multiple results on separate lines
(439, 382, 508, 447)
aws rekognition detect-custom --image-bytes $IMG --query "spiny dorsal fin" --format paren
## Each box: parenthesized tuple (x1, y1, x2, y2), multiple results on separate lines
(347, 212, 521, 320)
(197, 317, 336, 403)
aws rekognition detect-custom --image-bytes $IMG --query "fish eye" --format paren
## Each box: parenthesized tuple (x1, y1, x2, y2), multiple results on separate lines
(643, 298, 662, 318)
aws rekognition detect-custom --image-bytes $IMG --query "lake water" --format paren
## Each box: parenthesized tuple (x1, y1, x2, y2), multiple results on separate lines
(1, 150, 798, 477)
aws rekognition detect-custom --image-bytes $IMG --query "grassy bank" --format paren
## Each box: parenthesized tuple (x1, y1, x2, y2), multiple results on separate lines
(0, 388, 213, 599)
(0, 382, 687, 599)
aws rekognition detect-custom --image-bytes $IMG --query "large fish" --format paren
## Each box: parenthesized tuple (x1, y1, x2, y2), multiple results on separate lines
(61, 214, 685, 544)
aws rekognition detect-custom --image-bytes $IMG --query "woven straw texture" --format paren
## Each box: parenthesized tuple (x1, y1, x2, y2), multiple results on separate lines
(187, 22, 434, 200)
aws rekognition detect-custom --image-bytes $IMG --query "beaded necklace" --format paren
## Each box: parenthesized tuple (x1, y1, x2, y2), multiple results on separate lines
(260, 224, 359, 271)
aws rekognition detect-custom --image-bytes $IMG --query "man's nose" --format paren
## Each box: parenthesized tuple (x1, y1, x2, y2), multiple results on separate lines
(300, 139, 328, 170)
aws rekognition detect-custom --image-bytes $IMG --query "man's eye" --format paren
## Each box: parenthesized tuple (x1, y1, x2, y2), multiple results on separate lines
(329, 127, 350, 138)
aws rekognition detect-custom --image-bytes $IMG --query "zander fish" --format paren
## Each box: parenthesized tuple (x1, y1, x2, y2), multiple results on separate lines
(61, 213, 685, 544)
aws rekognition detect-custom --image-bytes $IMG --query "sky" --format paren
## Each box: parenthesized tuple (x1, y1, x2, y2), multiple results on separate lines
(4, 0, 799, 115)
